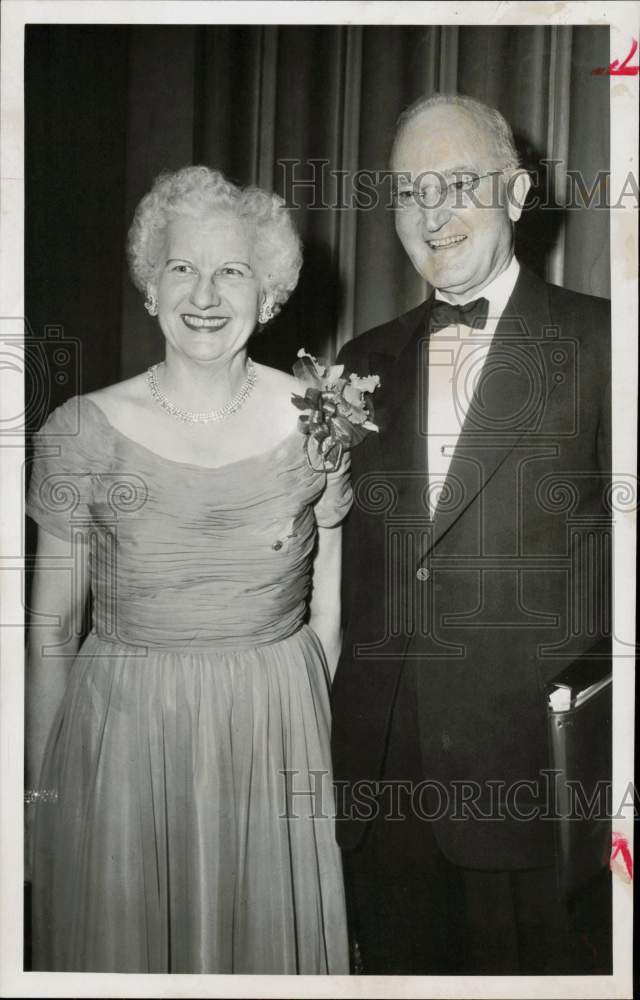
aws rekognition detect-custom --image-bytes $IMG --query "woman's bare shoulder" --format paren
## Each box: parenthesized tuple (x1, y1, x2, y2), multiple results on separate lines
(84, 374, 151, 420)
(254, 363, 299, 395)
(253, 364, 302, 437)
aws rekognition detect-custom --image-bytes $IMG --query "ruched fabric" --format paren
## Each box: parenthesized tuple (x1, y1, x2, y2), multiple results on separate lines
(27, 396, 351, 973)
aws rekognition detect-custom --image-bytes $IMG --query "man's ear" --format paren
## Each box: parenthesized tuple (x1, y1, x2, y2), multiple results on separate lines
(506, 170, 532, 222)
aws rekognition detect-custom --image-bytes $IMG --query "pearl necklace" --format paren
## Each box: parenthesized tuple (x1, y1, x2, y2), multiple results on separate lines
(146, 360, 257, 424)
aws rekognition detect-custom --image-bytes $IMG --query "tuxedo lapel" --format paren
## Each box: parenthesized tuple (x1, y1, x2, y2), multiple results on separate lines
(367, 302, 431, 501)
(425, 267, 553, 554)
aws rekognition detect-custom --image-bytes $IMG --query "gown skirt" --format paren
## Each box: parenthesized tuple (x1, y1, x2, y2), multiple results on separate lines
(27, 395, 350, 974)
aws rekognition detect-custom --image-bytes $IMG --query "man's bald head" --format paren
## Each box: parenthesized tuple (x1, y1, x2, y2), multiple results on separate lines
(392, 93, 520, 174)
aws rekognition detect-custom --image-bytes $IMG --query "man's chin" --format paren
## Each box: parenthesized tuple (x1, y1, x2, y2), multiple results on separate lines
(422, 267, 473, 294)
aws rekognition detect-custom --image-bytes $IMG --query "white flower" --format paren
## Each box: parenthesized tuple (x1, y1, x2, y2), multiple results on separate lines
(349, 373, 381, 394)
(296, 348, 326, 378)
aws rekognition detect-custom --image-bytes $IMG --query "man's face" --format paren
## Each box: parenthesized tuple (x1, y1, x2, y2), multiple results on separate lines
(391, 105, 522, 300)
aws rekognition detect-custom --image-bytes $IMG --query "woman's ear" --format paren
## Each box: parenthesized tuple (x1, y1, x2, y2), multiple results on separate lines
(506, 170, 532, 223)
(258, 294, 276, 325)
(144, 286, 158, 317)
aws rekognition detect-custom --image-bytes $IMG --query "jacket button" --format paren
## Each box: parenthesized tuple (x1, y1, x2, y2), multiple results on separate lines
(416, 567, 430, 581)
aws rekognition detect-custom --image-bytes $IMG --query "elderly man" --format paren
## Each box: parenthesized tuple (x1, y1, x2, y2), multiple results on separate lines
(332, 94, 611, 974)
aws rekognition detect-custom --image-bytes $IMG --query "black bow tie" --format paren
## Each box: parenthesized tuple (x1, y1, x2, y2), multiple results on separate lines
(430, 296, 489, 331)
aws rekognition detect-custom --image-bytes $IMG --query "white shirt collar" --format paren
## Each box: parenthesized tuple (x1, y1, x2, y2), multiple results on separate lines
(434, 255, 520, 317)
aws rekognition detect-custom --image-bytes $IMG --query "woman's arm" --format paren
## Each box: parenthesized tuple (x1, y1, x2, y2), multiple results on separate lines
(309, 524, 343, 681)
(26, 526, 90, 791)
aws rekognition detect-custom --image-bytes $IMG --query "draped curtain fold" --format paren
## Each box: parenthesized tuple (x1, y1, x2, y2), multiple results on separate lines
(25, 23, 610, 399)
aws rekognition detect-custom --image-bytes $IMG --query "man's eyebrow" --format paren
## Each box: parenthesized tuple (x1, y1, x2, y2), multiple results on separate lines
(440, 164, 480, 176)
(399, 164, 481, 185)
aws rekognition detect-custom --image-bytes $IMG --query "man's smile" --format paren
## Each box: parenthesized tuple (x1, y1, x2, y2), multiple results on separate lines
(427, 235, 468, 250)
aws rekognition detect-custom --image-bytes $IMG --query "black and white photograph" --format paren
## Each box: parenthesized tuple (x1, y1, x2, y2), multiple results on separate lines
(0, 2, 637, 997)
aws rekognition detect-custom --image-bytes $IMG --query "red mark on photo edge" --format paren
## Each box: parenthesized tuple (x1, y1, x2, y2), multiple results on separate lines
(592, 38, 640, 76)
(610, 833, 633, 882)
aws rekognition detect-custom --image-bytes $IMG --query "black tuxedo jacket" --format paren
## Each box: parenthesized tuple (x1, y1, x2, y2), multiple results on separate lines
(332, 267, 611, 869)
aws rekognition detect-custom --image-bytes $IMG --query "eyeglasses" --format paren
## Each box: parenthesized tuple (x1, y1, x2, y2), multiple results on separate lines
(394, 170, 505, 209)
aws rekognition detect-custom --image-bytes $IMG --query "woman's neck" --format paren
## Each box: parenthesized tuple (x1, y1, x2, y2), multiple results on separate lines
(158, 350, 250, 412)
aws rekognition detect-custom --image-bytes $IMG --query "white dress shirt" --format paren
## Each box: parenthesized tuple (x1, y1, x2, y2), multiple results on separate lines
(427, 256, 520, 516)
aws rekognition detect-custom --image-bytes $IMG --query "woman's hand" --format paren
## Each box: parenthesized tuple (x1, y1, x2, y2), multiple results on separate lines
(26, 527, 90, 804)
(309, 525, 343, 681)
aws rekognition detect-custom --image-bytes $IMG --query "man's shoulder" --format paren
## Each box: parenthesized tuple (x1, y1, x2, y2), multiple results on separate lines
(514, 268, 610, 365)
(529, 275, 610, 383)
(337, 300, 427, 367)
(545, 279, 610, 328)
(544, 280, 610, 375)
(515, 266, 609, 324)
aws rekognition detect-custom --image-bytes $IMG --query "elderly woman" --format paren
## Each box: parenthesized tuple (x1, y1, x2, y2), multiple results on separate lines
(26, 166, 350, 973)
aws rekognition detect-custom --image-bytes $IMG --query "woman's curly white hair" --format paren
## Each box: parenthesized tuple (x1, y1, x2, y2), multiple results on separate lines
(127, 165, 303, 315)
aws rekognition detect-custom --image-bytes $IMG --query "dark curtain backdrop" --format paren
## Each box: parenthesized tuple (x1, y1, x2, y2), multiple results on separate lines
(25, 23, 610, 408)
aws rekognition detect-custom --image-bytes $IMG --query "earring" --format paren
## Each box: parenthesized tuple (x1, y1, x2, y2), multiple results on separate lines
(144, 291, 158, 317)
(259, 300, 275, 325)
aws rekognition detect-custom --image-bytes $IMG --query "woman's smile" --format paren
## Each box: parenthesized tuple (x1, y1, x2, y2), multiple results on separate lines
(180, 313, 230, 331)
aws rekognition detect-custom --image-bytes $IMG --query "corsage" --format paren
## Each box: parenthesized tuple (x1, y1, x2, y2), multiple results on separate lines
(291, 349, 380, 472)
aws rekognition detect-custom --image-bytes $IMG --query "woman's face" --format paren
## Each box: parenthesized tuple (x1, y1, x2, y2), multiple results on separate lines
(152, 212, 262, 365)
